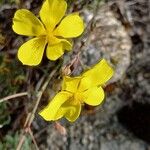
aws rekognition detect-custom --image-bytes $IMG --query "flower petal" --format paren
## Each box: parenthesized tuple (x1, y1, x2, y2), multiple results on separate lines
(46, 43, 63, 60)
(60, 39, 73, 51)
(83, 86, 105, 106)
(47, 35, 72, 49)
(12, 9, 45, 36)
(53, 13, 84, 38)
(39, 91, 72, 121)
(56, 102, 81, 122)
(62, 76, 82, 93)
(40, 0, 67, 32)
(46, 39, 72, 60)
(18, 37, 46, 66)
(79, 59, 114, 91)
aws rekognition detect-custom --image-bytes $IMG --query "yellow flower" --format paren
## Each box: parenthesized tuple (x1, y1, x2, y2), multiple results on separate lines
(39, 59, 114, 122)
(12, 0, 84, 66)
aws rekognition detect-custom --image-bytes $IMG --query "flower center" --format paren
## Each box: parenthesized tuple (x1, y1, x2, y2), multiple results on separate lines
(46, 32, 60, 45)
(72, 92, 83, 105)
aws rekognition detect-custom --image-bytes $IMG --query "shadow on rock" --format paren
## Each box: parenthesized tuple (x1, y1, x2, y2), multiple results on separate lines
(117, 102, 150, 144)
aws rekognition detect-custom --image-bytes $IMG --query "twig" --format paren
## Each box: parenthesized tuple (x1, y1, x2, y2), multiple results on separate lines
(16, 135, 26, 150)
(65, 0, 101, 72)
(0, 92, 28, 103)
(28, 128, 39, 150)
(84, 0, 101, 46)
(28, 64, 60, 127)
(16, 64, 60, 150)
(35, 75, 45, 92)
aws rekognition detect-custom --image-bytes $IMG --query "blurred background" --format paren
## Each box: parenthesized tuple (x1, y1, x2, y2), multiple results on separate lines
(0, 0, 149, 149)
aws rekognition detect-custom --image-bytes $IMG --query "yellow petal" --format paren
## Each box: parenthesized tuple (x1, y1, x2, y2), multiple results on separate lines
(47, 35, 72, 49)
(12, 9, 45, 36)
(62, 76, 82, 93)
(46, 43, 64, 60)
(40, 0, 67, 32)
(39, 91, 72, 121)
(61, 39, 72, 51)
(83, 86, 105, 106)
(47, 35, 61, 45)
(65, 104, 81, 122)
(46, 38, 72, 60)
(53, 13, 84, 38)
(79, 59, 114, 91)
(56, 101, 81, 122)
(18, 37, 46, 66)
(63, 39, 73, 51)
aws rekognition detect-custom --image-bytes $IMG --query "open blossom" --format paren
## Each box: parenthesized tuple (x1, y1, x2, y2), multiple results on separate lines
(39, 59, 114, 122)
(12, 0, 84, 66)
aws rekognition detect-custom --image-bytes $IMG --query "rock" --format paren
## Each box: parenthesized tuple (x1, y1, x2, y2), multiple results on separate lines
(80, 4, 131, 82)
